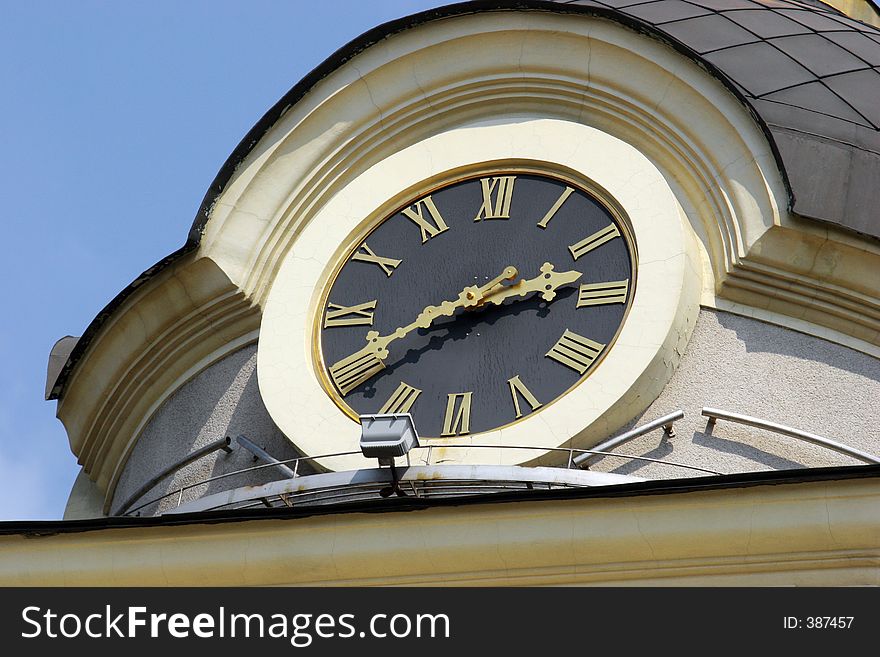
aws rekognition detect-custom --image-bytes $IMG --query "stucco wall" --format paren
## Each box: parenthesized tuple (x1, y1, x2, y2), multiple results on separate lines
(591, 309, 880, 479)
(110, 344, 303, 515)
(107, 310, 880, 516)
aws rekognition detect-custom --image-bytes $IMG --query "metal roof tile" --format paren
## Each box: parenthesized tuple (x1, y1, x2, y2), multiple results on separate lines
(686, 0, 758, 10)
(661, 12, 760, 51)
(822, 67, 880, 126)
(725, 8, 812, 37)
(703, 41, 815, 95)
(779, 8, 857, 31)
(823, 31, 880, 65)
(769, 33, 870, 76)
(623, 0, 713, 23)
(762, 80, 872, 124)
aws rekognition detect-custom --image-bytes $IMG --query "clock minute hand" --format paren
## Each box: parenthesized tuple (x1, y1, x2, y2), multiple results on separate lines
(476, 262, 582, 306)
(327, 266, 518, 395)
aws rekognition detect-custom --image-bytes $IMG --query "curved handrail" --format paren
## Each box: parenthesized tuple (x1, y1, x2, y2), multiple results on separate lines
(573, 410, 683, 468)
(701, 407, 880, 465)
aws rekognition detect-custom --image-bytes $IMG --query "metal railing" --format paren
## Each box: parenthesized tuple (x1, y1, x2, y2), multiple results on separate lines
(116, 436, 232, 515)
(118, 405, 880, 517)
(701, 407, 880, 465)
(122, 435, 720, 516)
(573, 410, 683, 468)
(236, 434, 296, 478)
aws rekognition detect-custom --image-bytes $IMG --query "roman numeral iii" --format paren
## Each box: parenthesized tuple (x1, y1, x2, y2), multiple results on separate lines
(379, 381, 422, 414)
(507, 375, 542, 419)
(577, 280, 629, 307)
(401, 195, 449, 243)
(546, 329, 605, 375)
(324, 300, 377, 328)
(568, 224, 620, 260)
(351, 243, 402, 277)
(441, 392, 473, 436)
(474, 176, 516, 221)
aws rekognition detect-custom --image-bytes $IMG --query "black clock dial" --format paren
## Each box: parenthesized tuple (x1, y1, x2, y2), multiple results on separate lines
(318, 172, 635, 438)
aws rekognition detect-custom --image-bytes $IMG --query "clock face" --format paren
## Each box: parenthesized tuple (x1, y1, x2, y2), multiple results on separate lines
(317, 172, 635, 438)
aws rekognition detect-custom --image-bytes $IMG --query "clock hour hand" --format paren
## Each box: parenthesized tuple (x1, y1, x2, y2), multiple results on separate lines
(476, 262, 582, 306)
(328, 265, 519, 394)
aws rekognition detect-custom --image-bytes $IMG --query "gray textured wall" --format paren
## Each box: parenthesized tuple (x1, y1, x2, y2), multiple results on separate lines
(590, 309, 880, 479)
(111, 344, 305, 515)
(109, 311, 880, 516)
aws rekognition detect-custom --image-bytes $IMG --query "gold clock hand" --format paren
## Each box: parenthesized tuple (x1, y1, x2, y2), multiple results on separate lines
(327, 266, 518, 394)
(476, 262, 582, 306)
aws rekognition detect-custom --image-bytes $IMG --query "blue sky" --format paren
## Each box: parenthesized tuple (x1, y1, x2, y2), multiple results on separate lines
(0, 0, 442, 520)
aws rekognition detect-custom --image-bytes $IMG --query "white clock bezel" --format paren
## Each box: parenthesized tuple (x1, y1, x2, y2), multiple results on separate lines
(257, 118, 702, 471)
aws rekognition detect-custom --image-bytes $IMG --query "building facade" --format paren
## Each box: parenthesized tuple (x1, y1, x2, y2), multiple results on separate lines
(2, 0, 879, 585)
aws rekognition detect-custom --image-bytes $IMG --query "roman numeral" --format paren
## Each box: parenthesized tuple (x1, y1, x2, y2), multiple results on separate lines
(577, 279, 629, 307)
(324, 299, 377, 328)
(568, 224, 620, 260)
(546, 329, 605, 375)
(507, 375, 542, 419)
(401, 195, 449, 243)
(440, 392, 473, 436)
(537, 185, 574, 228)
(379, 381, 422, 414)
(329, 351, 385, 395)
(351, 243, 402, 277)
(474, 176, 516, 221)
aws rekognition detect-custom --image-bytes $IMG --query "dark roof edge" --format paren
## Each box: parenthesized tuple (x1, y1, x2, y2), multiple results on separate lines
(4, 464, 878, 537)
(46, 244, 195, 400)
(49, 0, 794, 401)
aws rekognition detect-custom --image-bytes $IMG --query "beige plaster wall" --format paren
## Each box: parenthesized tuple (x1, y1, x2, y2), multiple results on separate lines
(591, 308, 880, 479)
(109, 344, 305, 516)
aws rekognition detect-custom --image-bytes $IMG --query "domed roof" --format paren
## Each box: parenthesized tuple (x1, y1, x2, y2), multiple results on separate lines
(561, 0, 880, 237)
(48, 0, 880, 400)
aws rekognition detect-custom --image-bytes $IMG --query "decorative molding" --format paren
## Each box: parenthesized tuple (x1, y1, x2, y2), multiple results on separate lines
(56, 257, 260, 506)
(199, 12, 784, 313)
(722, 223, 880, 347)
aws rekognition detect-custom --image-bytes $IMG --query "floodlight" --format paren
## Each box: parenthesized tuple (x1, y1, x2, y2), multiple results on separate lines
(359, 413, 419, 498)
(359, 413, 420, 459)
